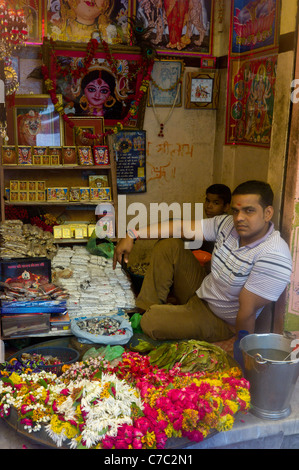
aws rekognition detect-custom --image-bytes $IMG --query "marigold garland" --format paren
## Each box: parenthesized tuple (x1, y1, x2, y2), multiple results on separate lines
(0, 351, 250, 449)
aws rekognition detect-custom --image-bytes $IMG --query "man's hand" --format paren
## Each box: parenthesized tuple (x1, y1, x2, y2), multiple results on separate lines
(113, 236, 134, 269)
(236, 287, 272, 334)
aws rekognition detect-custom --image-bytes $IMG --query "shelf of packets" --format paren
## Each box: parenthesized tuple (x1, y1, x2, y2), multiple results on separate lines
(53, 219, 114, 241)
(5, 175, 111, 203)
(53, 223, 96, 240)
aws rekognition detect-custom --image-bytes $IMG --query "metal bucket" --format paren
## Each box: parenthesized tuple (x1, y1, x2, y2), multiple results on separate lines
(239, 333, 299, 420)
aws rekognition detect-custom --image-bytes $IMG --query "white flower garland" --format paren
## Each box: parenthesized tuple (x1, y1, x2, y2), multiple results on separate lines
(45, 374, 143, 449)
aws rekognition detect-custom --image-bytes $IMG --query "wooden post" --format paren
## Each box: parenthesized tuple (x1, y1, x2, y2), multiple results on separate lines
(0, 58, 6, 222)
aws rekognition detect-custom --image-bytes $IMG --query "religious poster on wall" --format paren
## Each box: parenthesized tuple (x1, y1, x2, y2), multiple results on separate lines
(113, 130, 146, 193)
(44, 0, 132, 44)
(225, 53, 277, 147)
(230, 0, 280, 56)
(134, 0, 214, 57)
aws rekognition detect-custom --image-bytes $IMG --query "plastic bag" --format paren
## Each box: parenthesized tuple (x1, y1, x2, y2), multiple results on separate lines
(130, 313, 143, 334)
(82, 345, 124, 362)
(86, 230, 114, 258)
(71, 315, 133, 345)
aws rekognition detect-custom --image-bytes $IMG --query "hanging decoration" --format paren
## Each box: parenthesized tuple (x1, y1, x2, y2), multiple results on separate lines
(42, 36, 155, 143)
(0, 0, 28, 142)
(149, 82, 181, 137)
(4, 62, 19, 95)
(0, 1, 28, 59)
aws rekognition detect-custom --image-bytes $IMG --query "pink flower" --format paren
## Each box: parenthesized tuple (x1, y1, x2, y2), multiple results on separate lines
(115, 439, 128, 449)
(134, 417, 150, 434)
(68, 419, 77, 427)
(132, 438, 143, 449)
(60, 388, 70, 396)
(44, 390, 50, 405)
(101, 436, 115, 449)
(20, 404, 30, 415)
(52, 400, 58, 413)
(183, 429, 204, 443)
(20, 418, 33, 427)
(29, 394, 36, 403)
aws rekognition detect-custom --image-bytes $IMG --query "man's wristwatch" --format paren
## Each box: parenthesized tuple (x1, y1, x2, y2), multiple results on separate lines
(127, 229, 139, 243)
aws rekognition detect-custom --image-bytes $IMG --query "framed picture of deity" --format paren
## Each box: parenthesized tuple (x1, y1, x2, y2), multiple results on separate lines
(225, 53, 278, 147)
(133, 0, 214, 57)
(185, 70, 220, 109)
(14, 0, 43, 44)
(148, 59, 184, 107)
(42, 40, 148, 131)
(64, 117, 105, 146)
(230, 0, 280, 56)
(44, 0, 133, 45)
(6, 94, 64, 147)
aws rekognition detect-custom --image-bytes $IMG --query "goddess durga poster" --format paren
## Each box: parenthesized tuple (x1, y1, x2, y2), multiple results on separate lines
(134, 0, 214, 56)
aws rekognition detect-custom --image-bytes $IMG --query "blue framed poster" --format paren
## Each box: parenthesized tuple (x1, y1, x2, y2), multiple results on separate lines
(113, 130, 146, 194)
(230, 0, 280, 56)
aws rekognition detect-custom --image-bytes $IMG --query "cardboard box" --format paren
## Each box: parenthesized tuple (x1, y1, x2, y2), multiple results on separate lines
(37, 181, 46, 191)
(69, 187, 81, 202)
(79, 187, 90, 201)
(33, 146, 47, 156)
(18, 146, 32, 164)
(28, 181, 37, 191)
(75, 227, 84, 239)
(47, 188, 68, 201)
(28, 191, 36, 201)
(10, 180, 19, 191)
(19, 181, 28, 191)
(53, 226, 63, 239)
(48, 147, 62, 158)
(1, 314, 50, 337)
(88, 224, 96, 236)
(50, 155, 60, 165)
(89, 175, 108, 188)
(70, 224, 88, 238)
(42, 155, 50, 165)
(19, 191, 28, 202)
(37, 190, 46, 202)
(33, 155, 42, 165)
(2, 146, 17, 165)
(98, 187, 111, 200)
(10, 191, 18, 202)
(90, 187, 100, 200)
(62, 226, 72, 238)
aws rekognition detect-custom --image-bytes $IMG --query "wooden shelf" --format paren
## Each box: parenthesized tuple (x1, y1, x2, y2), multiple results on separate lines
(0, 136, 118, 229)
(1, 330, 72, 341)
(1, 165, 112, 170)
(4, 201, 114, 206)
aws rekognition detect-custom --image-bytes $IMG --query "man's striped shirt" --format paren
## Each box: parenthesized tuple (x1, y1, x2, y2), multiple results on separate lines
(196, 215, 293, 325)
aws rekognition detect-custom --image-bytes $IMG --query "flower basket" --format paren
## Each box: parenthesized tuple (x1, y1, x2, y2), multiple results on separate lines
(17, 347, 79, 376)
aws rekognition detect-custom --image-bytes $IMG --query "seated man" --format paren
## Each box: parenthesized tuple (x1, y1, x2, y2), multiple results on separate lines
(113, 181, 292, 342)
